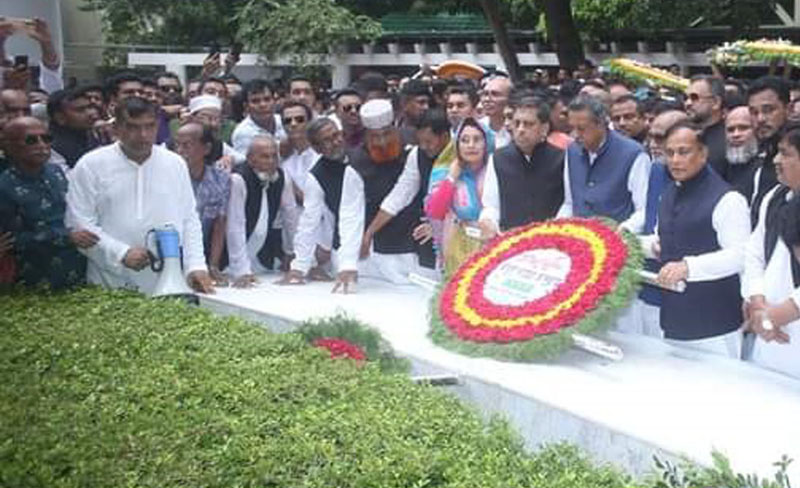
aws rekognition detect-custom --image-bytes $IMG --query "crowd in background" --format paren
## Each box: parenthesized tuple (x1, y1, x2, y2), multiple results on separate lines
(2, 17, 800, 381)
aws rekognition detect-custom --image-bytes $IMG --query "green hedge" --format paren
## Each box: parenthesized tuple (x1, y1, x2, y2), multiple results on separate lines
(0, 288, 633, 488)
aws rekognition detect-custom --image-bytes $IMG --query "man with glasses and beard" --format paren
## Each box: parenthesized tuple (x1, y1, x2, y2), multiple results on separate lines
(280, 101, 318, 205)
(724, 105, 760, 199)
(332, 88, 364, 150)
(334, 99, 421, 292)
(280, 117, 348, 284)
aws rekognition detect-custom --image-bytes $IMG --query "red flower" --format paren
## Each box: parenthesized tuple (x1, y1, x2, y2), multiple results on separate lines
(313, 337, 367, 362)
(438, 218, 629, 344)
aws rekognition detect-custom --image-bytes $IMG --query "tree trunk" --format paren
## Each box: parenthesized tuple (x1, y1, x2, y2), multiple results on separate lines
(541, 0, 584, 70)
(478, 0, 522, 83)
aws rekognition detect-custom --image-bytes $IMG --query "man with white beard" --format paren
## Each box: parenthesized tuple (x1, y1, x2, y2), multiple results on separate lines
(725, 105, 760, 201)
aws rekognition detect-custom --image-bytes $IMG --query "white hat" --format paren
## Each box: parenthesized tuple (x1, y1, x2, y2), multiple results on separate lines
(360, 99, 394, 130)
(188, 95, 222, 114)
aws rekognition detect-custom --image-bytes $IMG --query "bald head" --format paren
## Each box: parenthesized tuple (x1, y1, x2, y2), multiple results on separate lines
(3, 116, 51, 170)
(174, 122, 210, 168)
(247, 135, 279, 177)
(0, 89, 30, 130)
(648, 110, 688, 160)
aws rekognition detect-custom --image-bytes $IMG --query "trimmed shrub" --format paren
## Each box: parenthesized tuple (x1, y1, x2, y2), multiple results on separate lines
(0, 288, 634, 488)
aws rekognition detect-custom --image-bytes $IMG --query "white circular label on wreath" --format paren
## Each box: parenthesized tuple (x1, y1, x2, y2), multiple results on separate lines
(483, 249, 572, 306)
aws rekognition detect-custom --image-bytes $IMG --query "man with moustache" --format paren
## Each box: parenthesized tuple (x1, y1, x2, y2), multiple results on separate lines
(748, 76, 791, 227)
(685, 75, 728, 180)
(280, 117, 348, 284)
(231, 79, 286, 155)
(331, 88, 364, 150)
(642, 122, 749, 356)
(724, 105, 760, 199)
(479, 76, 513, 150)
(335, 99, 421, 292)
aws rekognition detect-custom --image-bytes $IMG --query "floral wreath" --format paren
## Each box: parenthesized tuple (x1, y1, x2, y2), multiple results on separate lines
(298, 314, 410, 374)
(707, 39, 800, 68)
(605, 58, 689, 91)
(430, 218, 642, 361)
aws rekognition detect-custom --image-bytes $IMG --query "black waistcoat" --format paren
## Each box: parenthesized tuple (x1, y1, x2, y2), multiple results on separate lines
(236, 164, 285, 269)
(764, 185, 800, 287)
(495, 142, 564, 231)
(349, 146, 417, 254)
(309, 156, 346, 250)
(413, 147, 436, 268)
(658, 166, 742, 340)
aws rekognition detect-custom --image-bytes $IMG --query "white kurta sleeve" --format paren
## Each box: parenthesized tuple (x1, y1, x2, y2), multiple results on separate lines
(337, 166, 365, 272)
(742, 186, 777, 298)
(380, 147, 421, 216)
(278, 174, 299, 255)
(683, 191, 750, 282)
(557, 151, 573, 218)
(478, 154, 501, 231)
(619, 151, 652, 233)
(291, 176, 327, 274)
(231, 123, 251, 156)
(38, 62, 63, 94)
(65, 160, 130, 270)
(225, 174, 252, 277)
(176, 160, 207, 275)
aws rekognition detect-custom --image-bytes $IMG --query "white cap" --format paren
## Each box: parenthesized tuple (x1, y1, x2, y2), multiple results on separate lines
(188, 95, 222, 114)
(360, 99, 394, 130)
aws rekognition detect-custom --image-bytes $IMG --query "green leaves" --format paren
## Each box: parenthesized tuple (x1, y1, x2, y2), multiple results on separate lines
(0, 287, 634, 487)
(234, 0, 382, 66)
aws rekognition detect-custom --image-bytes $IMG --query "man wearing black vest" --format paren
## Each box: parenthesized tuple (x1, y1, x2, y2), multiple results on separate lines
(335, 99, 421, 292)
(281, 117, 347, 285)
(559, 95, 651, 233)
(226, 135, 298, 287)
(643, 122, 750, 357)
(479, 95, 564, 238)
(363, 108, 450, 274)
(747, 76, 791, 227)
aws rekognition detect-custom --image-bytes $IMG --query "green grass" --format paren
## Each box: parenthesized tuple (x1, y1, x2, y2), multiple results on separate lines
(0, 287, 634, 488)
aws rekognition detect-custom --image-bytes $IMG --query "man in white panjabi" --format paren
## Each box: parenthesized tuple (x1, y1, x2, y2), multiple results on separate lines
(225, 135, 298, 288)
(66, 97, 214, 295)
(743, 125, 800, 379)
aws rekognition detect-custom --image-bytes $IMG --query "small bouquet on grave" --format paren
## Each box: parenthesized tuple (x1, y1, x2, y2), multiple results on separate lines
(298, 314, 410, 374)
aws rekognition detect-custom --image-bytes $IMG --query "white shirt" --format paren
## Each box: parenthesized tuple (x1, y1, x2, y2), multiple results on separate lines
(380, 147, 421, 216)
(225, 170, 298, 277)
(291, 172, 336, 274)
(221, 142, 246, 166)
(281, 146, 319, 195)
(231, 115, 286, 155)
(742, 186, 800, 378)
(639, 188, 750, 281)
(338, 166, 367, 272)
(557, 139, 651, 233)
(479, 115, 511, 150)
(66, 143, 206, 294)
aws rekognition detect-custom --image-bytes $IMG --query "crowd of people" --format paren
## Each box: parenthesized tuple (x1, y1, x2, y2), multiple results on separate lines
(2, 17, 800, 380)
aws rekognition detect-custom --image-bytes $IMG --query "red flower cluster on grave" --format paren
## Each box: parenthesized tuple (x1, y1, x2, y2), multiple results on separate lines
(439, 218, 628, 343)
(312, 337, 367, 362)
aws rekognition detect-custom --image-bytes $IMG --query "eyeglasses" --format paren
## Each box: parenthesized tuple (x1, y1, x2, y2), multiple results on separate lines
(282, 115, 307, 125)
(159, 86, 181, 93)
(24, 134, 53, 145)
(342, 103, 361, 113)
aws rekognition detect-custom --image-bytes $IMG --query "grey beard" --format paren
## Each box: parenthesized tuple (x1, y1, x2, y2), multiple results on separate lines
(726, 140, 759, 165)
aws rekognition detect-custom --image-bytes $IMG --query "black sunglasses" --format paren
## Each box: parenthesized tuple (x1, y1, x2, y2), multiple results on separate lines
(159, 85, 181, 93)
(282, 115, 307, 125)
(342, 103, 361, 113)
(24, 134, 53, 145)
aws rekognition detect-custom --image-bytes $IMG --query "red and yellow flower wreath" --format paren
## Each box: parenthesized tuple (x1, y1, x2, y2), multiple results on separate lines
(430, 218, 642, 360)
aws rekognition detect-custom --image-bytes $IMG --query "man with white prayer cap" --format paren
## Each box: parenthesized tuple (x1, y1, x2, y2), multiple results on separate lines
(334, 99, 422, 292)
(188, 94, 245, 170)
